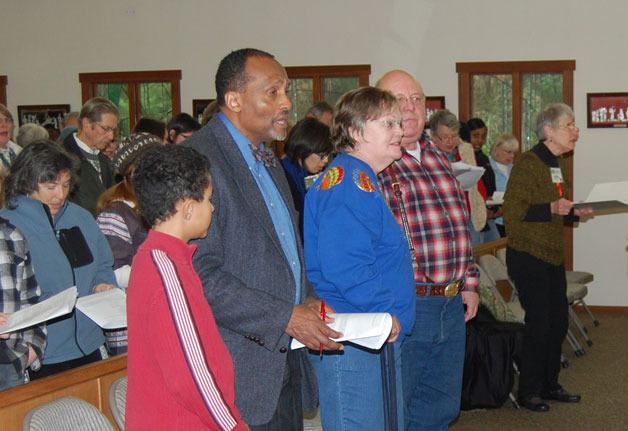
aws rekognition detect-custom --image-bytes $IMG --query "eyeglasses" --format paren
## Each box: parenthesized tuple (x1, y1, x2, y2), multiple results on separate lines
(375, 119, 403, 130)
(94, 122, 117, 135)
(557, 122, 578, 131)
(396, 94, 425, 108)
(434, 133, 459, 143)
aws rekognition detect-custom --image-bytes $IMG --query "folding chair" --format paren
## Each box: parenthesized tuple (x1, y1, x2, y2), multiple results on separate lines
(23, 396, 115, 431)
(109, 376, 127, 430)
(479, 254, 587, 357)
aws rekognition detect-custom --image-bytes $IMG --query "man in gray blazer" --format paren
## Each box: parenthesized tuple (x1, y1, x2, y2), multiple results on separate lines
(185, 48, 342, 430)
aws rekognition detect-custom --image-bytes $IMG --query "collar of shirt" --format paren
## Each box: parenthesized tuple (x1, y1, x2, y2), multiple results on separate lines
(217, 113, 303, 303)
(532, 141, 559, 167)
(405, 145, 421, 162)
(73, 133, 100, 155)
(218, 112, 265, 171)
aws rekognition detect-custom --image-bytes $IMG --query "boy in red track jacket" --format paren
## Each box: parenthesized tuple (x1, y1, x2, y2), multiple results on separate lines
(126, 145, 247, 430)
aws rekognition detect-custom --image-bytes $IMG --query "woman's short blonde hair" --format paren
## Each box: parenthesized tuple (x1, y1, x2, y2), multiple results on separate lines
(490, 133, 519, 157)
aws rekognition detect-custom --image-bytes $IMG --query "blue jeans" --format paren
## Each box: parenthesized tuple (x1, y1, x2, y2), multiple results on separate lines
(0, 363, 26, 391)
(402, 295, 465, 431)
(468, 219, 500, 246)
(311, 340, 404, 431)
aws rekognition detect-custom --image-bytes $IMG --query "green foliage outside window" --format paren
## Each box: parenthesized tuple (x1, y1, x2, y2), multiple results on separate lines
(139, 82, 172, 122)
(288, 78, 314, 125)
(96, 83, 130, 137)
(521, 74, 563, 151)
(472, 74, 512, 154)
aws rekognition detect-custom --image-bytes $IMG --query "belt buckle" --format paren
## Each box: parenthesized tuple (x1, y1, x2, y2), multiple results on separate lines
(444, 281, 459, 297)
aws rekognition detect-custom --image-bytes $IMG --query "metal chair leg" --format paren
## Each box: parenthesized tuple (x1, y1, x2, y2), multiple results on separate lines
(566, 329, 585, 356)
(568, 305, 593, 346)
(578, 299, 600, 327)
(509, 392, 520, 409)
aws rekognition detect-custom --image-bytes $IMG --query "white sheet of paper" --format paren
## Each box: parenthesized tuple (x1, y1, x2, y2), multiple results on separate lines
(0, 286, 78, 335)
(76, 288, 127, 329)
(574, 181, 628, 210)
(487, 191, 505, 206)
(114, 265, 131, 289)
(290, 312, 392, 351)
(451, 162, 485, 191)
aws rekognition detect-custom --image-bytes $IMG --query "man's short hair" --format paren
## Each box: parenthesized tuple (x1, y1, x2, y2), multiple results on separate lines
(133, 117, 166, 140)
(62, 111, 79, 127)
(215, 48, 275, 107)
(133, 145, 211, 226)
(306, 102, 333, 119)
(78, 97, 119, 130)
(166, 113, 201, 140)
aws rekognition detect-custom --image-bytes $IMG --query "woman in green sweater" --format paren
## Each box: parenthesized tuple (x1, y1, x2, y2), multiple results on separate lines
(503, 103, 592, 412)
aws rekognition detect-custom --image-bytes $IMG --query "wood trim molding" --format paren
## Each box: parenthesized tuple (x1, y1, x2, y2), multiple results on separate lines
(456, 60, 575, 74)
(285, 64, 371, 79)
(0, 75, 7, 106)
(573, 305, 628, 314)
(79, 70, 181, 84)
(0, 355, 127, 430)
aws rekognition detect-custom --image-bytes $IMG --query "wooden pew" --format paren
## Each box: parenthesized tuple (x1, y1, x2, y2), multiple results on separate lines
(0, 239, 509, 431)
(473, 237, 507, 260)
(0, 354, 127, 431)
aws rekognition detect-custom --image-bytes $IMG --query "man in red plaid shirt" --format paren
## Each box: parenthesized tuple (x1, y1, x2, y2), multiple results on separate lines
(376, 70, 479, 430)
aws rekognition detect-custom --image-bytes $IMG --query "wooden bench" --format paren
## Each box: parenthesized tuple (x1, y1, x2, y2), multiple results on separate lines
(0, 354, 127, 431)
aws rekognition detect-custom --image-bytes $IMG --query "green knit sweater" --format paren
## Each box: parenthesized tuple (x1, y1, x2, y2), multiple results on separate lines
(503, 143, 569, 265)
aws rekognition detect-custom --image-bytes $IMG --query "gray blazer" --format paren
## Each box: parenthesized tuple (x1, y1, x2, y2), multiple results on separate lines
(185, 116, 317, 425)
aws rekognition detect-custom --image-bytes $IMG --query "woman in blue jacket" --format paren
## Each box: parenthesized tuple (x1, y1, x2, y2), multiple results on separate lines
(304, 88, 415, 430)
(1, 141, 117, 378)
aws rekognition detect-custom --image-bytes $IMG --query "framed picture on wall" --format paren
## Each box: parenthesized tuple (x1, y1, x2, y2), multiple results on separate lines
(17, 104, 71, 129)
(192, 99, 215, 124)
(425, 96, 445, 127)
(586, 93, 628, 128)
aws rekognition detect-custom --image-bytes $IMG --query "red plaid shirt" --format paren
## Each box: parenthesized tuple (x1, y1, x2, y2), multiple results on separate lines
(377, 136, 479, 292)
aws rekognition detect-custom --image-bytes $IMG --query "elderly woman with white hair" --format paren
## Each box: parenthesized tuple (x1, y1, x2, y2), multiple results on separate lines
(16, 123, 49, 148)
(486, 133, 518, 236)
(503, 103, 592, 412)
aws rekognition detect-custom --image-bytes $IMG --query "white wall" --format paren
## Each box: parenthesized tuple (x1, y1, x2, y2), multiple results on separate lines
(2, 0, 627, 305)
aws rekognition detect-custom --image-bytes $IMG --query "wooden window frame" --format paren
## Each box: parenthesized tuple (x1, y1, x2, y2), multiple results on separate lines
(284, 64, 371, 102)
(79, 70, 181, 130)
(0, 75, 7, 106)
(456, 60, 575, 143)
(456, 60, 576, 269)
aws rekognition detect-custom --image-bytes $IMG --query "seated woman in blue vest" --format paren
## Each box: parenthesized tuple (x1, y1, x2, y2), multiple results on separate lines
(1, 141, 117, 379)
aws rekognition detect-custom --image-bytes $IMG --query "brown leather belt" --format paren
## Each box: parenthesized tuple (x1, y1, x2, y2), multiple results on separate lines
(415, 280, 462, 297)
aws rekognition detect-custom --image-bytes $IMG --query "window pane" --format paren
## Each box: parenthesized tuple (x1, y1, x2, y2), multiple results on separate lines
(139, 82, 172, 122)
(522, 73, 563, 151)
(288, 78, 313, 124)
(472, 74, 512, 154)
(323, 77, 360, 107)
(96, 83, 130, 137)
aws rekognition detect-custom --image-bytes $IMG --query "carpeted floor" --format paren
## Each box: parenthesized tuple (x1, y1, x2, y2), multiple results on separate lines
(304, 312, 628, 430)
(451, 312, 628, 431)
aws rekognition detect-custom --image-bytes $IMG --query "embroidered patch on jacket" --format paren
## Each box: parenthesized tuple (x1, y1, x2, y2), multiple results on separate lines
(319, 166, 344, 190)
(353, 169, 376, 192)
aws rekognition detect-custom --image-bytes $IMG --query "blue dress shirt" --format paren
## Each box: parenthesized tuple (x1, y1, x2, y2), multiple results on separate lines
(218, 113, 302, 303)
